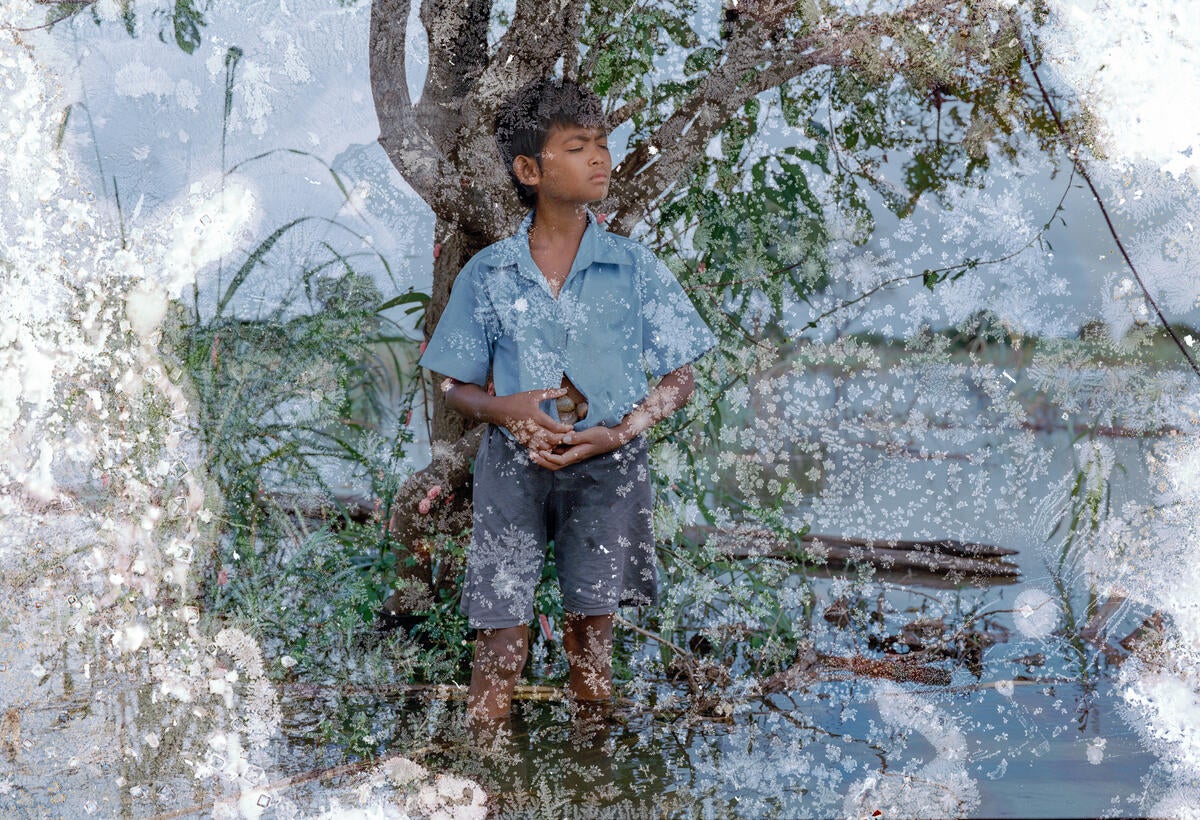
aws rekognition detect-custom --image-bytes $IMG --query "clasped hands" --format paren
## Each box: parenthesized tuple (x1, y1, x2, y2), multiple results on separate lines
(497, 387, 628, 471)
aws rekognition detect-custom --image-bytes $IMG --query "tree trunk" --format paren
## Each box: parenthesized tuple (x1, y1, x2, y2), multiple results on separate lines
(375, 216, 492, 622)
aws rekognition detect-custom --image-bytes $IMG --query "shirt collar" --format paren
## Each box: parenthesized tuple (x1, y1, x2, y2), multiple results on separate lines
(513, 208, 625, 284)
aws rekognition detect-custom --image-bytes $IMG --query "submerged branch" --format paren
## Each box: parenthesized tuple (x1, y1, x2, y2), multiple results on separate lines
(615, 615, 706, 700)
(278, 680, 568, 702)
(760, 647, 953, 693)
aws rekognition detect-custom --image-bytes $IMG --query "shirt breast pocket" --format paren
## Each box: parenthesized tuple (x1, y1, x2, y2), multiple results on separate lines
(580, 283, 638, 337)
(489, 281, 543, 343)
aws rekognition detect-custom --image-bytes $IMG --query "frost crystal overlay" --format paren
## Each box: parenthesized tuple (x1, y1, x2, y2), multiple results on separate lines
(0, 6, 287, 816)
(3, 0, 1200, 816)
(1032, 3, 1200, 812)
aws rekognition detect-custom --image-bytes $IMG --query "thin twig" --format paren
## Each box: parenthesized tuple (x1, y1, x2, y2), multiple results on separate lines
(614, 615, 705, 698)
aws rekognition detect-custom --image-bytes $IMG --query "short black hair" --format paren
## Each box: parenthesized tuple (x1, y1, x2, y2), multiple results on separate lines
(494, 77, 606, 209)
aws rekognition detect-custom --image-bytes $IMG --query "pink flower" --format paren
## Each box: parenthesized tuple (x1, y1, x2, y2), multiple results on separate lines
(432, 242, 442, 259)
(426, 485, 442, 501)
(698, 261, 707, 273)
(417, 498, 432, 515)
(419, 339, 427, 355)
(597, 213, 608, 223)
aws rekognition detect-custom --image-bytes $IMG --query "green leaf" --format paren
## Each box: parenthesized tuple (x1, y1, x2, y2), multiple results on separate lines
(173, 0, 205, 54)
(923, 269, 940, 291)
(684, 46, 721, 76)
(377, 291, 430, 313)
(216, 217, 313, 317)
(121, 0, 136, 36)
(744, 97, 761, 134)
(804, 118, 830, 141)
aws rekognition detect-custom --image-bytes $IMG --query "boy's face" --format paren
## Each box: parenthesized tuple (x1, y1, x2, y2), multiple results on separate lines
(515, 123, 611, 207)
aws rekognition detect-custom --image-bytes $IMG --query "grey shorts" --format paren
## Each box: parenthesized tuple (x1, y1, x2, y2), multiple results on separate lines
(461, 425, 658, 629)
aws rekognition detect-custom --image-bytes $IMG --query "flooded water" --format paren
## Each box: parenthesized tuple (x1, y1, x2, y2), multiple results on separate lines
(344, 414, 1163, 818)
(0, 379, 1171, 820)
(0, 357, 1183, 818)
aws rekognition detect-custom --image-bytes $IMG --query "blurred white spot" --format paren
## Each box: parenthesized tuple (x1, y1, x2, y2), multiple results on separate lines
(1013, 588, 1059, 639)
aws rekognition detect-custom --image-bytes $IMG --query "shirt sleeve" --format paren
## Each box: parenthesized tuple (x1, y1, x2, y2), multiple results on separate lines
(417, 260, 497, 387)
(639, 254, 718, 377)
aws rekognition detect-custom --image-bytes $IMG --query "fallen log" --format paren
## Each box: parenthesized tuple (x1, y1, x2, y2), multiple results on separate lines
(804, 532, 1016, 559)
(682, 525, 1020, 579)
(266, 498, 1021, 583)
(266, 455, 1020, 622)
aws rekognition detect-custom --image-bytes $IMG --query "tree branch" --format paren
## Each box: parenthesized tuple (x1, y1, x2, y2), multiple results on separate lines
(1014, 20, 1200, 381)
(561, 0, 587, 80)
(370, 0, 467, 217)
(414, 0, 492, 143)
(606, 0, 974, 235)
(444, 0, 590, 238)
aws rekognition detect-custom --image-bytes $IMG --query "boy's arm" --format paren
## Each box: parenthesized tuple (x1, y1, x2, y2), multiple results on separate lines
(441, 378, 573, 452)
(531, 365, 695, 471)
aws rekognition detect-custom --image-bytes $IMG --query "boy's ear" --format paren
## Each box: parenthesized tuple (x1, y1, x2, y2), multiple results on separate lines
(512, 154, 541, 188)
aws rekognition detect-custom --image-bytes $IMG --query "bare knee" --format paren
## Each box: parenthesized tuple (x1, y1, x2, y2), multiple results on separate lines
(475, 626, 529, 675)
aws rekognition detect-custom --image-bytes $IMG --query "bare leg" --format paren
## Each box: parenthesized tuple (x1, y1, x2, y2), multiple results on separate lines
(561, 612, 614, 702)
(467, 626, 528, 727)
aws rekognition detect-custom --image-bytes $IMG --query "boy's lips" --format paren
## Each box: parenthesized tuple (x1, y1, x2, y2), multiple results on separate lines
(591, 174, 609, 182)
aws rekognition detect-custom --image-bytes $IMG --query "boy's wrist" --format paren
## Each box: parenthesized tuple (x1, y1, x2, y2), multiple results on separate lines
(444, 380, 508, 428)
(476, 392, 508, 427)
(615, 411, 646, 444)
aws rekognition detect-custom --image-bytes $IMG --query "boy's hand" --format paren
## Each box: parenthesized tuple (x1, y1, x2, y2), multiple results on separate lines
(530, 424, 628, 471)
(528, 365, 696, 471)
(492, 387, 573, 453)
(441, 380, 572, 451)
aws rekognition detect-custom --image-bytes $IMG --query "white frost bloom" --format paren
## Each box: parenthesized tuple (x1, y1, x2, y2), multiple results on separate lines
(411, 774, 487, 820)
(125, 280, 169, 341)
(110, 622, 149, 653)
(381, 756, 428, 787)
(844, 683, 980, 818)
(1038, 1, 1200, 181)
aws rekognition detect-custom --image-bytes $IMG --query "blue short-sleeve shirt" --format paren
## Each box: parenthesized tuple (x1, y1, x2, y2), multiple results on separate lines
(418, 208, 717, 435)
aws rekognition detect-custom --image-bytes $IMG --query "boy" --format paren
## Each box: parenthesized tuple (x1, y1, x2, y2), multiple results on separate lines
(418, 77, 716, 726)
